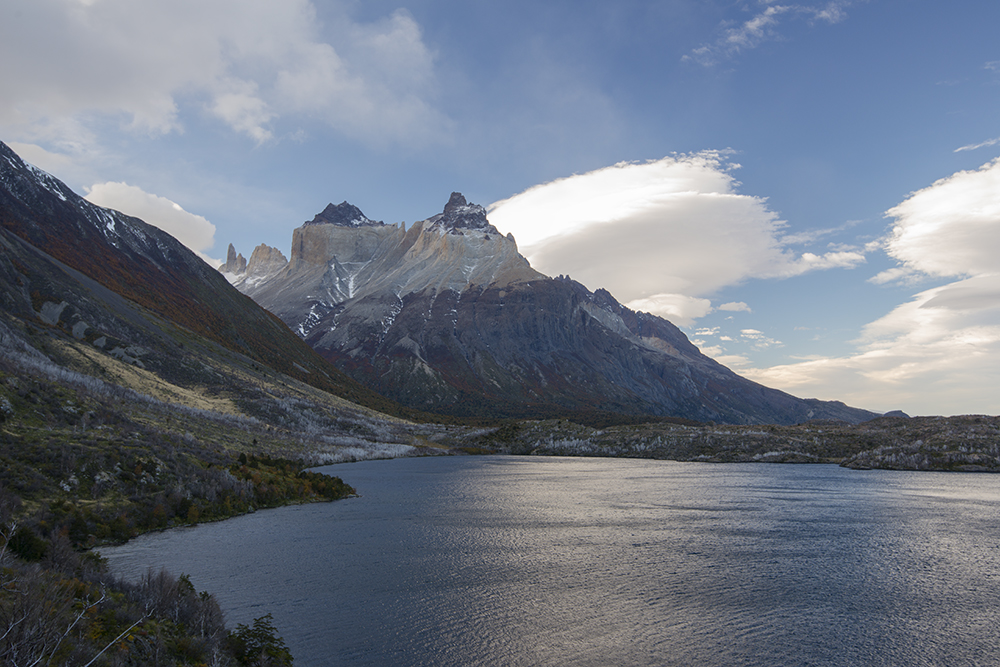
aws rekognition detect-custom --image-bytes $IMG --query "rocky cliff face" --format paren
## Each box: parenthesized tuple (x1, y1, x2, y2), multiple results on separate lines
(225, 193, 875, 424)
(222, 243, 247, 274)
(223, 243, 288, 290)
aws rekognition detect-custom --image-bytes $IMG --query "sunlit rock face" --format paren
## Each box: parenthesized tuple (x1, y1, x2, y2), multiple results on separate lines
(237, 193, 542, 344)
(224, 193, 875, 424)
(223, 243, 288, 291)
(222, 244, 246, 274)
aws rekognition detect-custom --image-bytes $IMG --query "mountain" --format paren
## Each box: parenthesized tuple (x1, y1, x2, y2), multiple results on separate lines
(224, 193, 875, 425)
(0, 140, 426, 420)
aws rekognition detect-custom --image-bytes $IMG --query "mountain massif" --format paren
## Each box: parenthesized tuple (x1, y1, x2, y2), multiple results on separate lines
(0, 141, 431, 420)
(224, 193, 875, 425)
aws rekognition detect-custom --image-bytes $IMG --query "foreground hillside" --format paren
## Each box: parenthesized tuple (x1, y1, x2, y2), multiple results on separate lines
(225, 195, 876, 425)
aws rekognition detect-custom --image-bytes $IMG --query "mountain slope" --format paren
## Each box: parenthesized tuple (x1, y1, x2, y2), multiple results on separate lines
(225, 194, 875, 425)
(0, 140, 423, 419)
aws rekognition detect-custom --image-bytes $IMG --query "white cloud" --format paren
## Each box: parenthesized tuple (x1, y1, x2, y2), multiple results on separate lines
(744, 278, 1000, 415)
(724, 5, 792, 50)
(868, 266, 918, 286)
(84, 182, 218, 258)
(883, 158, 1000, 279)
(489, 153, 865, 322)
(740, 328, 782, 350)
(625, 294, 713, 327)
(718, 301, 752, 313)
(954, 137, 1000, 153)
(7, 142, 82, 181)
(684, 1, 856, 66)
(209, 80, 276, 145)
(0, 0, 446, 148)
(743, 160, 1000, 416)
(779, 219, 860, 245)
(714, 353, 753, 369)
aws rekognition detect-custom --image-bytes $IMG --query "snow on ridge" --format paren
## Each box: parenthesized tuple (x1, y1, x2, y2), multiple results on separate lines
(24, 162, 70, 202)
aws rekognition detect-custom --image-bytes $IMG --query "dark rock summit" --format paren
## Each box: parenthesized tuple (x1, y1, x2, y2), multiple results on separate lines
(305, 201, 381, 228)
(427, 192, 490, 232)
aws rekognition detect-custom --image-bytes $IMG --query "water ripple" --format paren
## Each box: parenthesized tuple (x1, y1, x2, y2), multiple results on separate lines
(101, 458, 1000, 666)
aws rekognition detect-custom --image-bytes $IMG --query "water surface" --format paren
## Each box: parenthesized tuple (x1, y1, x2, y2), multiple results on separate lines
(101, 457, 1000, 666)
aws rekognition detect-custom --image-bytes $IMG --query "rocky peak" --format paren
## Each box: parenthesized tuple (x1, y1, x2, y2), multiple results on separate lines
(222, 243, 247, 274)
(427, 192, 490, 232)
(246, 244, 288, 278)
(591, 288, 622, 312)
(305, 201, 381, 228)
(444, 192, 471, 215)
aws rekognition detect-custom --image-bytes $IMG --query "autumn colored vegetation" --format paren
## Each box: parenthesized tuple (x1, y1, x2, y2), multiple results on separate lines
(1, 518, 292, 666)
(0, 336, 360, 665)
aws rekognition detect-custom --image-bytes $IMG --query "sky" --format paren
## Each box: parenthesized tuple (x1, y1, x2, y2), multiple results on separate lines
(2, 0, 999, 417)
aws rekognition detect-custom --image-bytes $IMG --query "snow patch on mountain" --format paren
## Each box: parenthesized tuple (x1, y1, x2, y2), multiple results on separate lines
(25, 163, 70, 202)
(425, 192, 493, 234)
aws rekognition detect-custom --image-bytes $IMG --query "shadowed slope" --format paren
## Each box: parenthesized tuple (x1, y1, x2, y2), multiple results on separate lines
(0, 141, 425, 420)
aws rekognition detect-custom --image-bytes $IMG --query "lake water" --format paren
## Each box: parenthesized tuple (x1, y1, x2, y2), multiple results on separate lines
(100, 456, 1000, 666)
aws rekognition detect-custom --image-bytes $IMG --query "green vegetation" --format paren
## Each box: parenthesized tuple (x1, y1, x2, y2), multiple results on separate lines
(228, 614, 294, 667)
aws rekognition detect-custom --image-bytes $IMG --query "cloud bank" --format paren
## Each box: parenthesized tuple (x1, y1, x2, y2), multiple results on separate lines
(0, 0, 445, 148)
(745, 159, 1000, 415)
(488, 153, 864, 325)
(84, 182, 220, 265)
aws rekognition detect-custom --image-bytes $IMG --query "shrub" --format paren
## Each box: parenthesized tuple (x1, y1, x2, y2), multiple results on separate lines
(228, 613, 294, 666)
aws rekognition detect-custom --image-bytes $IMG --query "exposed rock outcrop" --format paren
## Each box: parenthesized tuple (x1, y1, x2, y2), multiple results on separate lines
(426, 192, 490, 232)
(221, 243, 247, 274)
(222, 243, 289, 291)
(306, 201, 381, 228)
(246, 244, 288, 280)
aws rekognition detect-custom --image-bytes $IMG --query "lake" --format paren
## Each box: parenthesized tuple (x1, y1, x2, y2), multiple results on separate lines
(100, 456, 1000, 666)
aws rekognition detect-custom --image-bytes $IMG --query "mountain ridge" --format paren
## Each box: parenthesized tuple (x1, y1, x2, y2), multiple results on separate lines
(225, 194, 876, 425)
(0, 140, 432, 421)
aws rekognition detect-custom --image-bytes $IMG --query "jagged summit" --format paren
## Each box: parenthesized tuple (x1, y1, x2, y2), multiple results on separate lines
(220, 242, 288, 290)
(426, 192, 491, 232)
(219, 184, 874, 425)
(306, 201, 381, 228)
(222, 243, 247, 274)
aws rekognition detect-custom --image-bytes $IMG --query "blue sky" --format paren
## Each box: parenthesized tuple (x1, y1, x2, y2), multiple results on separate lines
(2, 0, 999, 416)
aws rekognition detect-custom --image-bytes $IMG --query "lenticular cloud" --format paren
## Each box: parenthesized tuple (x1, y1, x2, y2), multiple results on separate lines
(882, 158, 1000, 280)
(488, 153, 864, 324)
